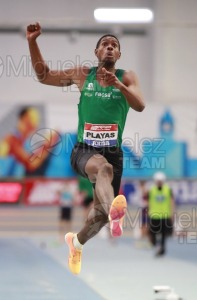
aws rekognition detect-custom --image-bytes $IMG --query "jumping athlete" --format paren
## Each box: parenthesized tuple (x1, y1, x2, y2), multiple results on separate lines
(26, 22, 145, 274)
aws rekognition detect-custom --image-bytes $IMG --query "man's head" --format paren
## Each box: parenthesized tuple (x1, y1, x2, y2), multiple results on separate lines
(95, 34, 121, 68)
(96, 34, 120, 50)
(153, 172, 166, 188)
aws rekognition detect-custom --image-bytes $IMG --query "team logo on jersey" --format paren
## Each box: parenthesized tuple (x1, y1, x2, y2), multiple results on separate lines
(112, 88, 121, 99)
(84, 92, 93, 97)
(156, 195, 165, 202)
(86, 83, 94, 91)
(112, 88, 120, 92)
(95, 92, 112, 98)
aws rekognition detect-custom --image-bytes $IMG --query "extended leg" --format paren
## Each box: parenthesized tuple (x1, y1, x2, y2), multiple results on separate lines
(77, 154, 114, 244)
(77, 189, 109, 244)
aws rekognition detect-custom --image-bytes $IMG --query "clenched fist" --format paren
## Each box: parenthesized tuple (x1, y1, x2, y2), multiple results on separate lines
(26, 22, 41, 42)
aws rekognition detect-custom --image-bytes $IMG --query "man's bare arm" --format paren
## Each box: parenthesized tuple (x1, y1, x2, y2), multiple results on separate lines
(120, 71, 145, 112)
(101, 68, 145, 112)
(26, 22, 88, 88)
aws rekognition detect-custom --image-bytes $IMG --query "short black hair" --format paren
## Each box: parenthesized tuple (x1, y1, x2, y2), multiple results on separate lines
(96, 34, 120, 50)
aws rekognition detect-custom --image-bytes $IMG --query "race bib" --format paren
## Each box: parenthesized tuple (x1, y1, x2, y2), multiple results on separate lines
(83, 123, 118, 147)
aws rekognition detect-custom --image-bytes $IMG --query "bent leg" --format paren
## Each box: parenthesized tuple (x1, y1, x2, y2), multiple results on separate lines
(85, 154, 115, 214)
(77, 154, 115, 244)
(160, 219, 167, 254)
(148, 218, 157, 246)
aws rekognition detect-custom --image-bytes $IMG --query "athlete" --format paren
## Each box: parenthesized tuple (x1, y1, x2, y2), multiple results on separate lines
(26, 22, 145, 274)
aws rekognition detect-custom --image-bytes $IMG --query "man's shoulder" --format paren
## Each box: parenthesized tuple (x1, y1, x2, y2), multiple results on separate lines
(77, 65, 91, 74)
(77, 66, 94, 79)
(73, 66, 91, 86)
(117, 68, 125, 72)
(120, 69, 139, 84)
(122, 69, 137, 77)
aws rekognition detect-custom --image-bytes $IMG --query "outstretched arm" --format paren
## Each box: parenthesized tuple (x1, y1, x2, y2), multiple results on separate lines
(26, 22, 88, 88)
(101, 68, 145, 112)
(26, 22, 50, 83)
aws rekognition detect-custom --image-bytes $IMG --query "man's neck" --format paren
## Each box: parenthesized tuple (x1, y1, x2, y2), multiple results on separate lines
(97, 62, 116, 73)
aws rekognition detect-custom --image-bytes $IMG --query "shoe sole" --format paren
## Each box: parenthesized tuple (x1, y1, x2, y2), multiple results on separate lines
(65, 233, 81, 275)
(109, 195, 127, 237)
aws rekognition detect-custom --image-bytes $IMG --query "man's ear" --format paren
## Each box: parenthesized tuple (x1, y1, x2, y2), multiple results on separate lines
(118, 51, 121, 59)
(94, 48, 98, 57)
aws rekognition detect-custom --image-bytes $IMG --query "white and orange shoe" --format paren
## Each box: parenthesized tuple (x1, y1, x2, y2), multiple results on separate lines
(109, 195, 127, 237)
(65, 232, 82, 275)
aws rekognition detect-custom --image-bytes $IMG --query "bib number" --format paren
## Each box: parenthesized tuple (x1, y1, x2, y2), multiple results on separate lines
(83, 123, 118, 147)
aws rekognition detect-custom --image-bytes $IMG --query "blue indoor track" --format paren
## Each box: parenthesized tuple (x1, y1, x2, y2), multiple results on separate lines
(0, 206, 197, 300)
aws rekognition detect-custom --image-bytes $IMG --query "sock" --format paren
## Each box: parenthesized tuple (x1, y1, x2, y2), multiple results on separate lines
(73, 234, 83, 250)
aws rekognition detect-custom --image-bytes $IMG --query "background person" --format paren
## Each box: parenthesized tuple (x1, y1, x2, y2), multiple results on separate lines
(146, 172, 174, 256)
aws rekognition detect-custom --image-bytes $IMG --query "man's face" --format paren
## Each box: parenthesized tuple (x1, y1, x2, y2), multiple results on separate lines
(156, 180, 163, 188)
(95, 36, 121, 66)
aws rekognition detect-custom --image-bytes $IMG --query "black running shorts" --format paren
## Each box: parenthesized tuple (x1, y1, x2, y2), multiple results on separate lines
(70, 142, 123, 196)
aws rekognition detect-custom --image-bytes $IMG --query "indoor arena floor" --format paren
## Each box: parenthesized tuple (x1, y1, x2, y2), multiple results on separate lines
(0, 205, 196, 300)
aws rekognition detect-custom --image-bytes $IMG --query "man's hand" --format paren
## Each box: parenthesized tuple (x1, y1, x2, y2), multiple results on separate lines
(101, 67, 145, 111)
(101, 67, 122, 89)
(26, 22, 41, 42)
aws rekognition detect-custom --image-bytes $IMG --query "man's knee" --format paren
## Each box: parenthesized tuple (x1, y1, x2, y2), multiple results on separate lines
(87, 161, 113, 182)
(98, 162, 113, 177)
(85, 154, 107, 182)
